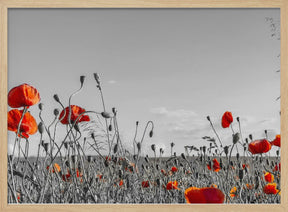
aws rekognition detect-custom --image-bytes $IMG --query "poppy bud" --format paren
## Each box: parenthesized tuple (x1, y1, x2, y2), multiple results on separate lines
(249, 134, 253, 140)
(236, 117, 240, 122)
(108, 124, 112, 131)
(54, 108, 59, 116)
(118, 170, 123, 178)
(236, 153, 240, 161)
(87, 156, 92, 163)
(145, 156, 149, 163)
(244, 146, 247, 151)
(71, 155, 76, 163)
(174, 159, 178, 166)
(264, 129, 267, 135)
(64, 142, 68, 149)
(113, 144, 118, 154)
(181, 153, 186, 160)
(276, 150, 279, 156)
(215, 149, 218, 154)
(230, 161, 233, 166)
(141, 164, 145, 170)
(206, 116, 210, 121)
(93, 73, 100, 85)
(101, 112, 113, 119)
(136, 142, 141, 152)
(156, 178, 160, 186)
(156, 164, 159, 170)
(91, 133, 95, 140)
(202, 146, 206, 153)
(180, 163, 184, 167)
(174, 152, 176, 157)
(160, 148, 163, 154)
(220, 159, 223, 169)
(195, 172, 199, 179)
(170, 142, 175, 147)
(151, 144, 156, 152)
(43, 143, 49, 152)
(233, 133, 240, 144)
(149, 130, 153, 138)
(112, 107, 117, 115)
(65, 160, 70, 167)
(245, 138, 249, 144)
(38, 103, 44, 111)
(38, 122, 44, 134)
(224, 146, 229, 156)
(266, 159, 270, 166)
(74, 124, 80, 132)
(133, 155, 137, 161)
(104, 160, 109, 167)
(53, 94, 60, 103)
(80, 75, 85, 86)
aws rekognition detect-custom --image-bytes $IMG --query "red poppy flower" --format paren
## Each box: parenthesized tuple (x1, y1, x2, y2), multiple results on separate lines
(171, 166, 178, 173)
(62, 171, 71, 182)
(59, 105, 90, 124)
(230, 187, 237, 198)
(8, 109, 37, 138)
(248, 139, 271, 154)
(212, 159, 221, 172)
(119, 179, 124, 186)
(263, 183, 279, 194)
(264, 172, 274, 183)
(221, 111, 233, 128)
(142, 181, 150, 188)
(161, 169, 167, 175)
(184, 187, 225, 203)
(166, 181, 179, 190)
(271, 134, 280, 147)
(8, 83, 40, 108)
(273, 163, 281, 172)
(207, 164, 211, 170)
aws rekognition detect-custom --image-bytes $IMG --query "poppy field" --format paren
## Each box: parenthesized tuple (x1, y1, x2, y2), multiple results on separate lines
(7, 74, 281, 204)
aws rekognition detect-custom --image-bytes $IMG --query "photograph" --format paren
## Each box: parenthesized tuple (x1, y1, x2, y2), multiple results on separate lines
(7, 8, 281, 204)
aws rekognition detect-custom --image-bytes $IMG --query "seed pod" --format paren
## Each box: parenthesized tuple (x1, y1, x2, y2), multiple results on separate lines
(151, 144, 156, 152)
(236, 117, 240, 122)
(276, 150, 280, 156)
(136, 142, 141, 152)
(249, 134, 253, 140)
(101, 112, 113, 119)
(87, 156, 92, 163)
(195, 172, 199, 179)
(236, 153, 240, 161)
(38, 122, 44, 134)
(104, 160, 109, 167)
(54, 108, 59, 116)
(108, 124, 112, 131)
(224, 146, 229, 156)
(38, 103, 44, 111)
(93, 73, 100, 85)
(80, 75, 85, 86)
(113, 144, 118, 154)
(202, 146, 206, 153)
(149, 130, 153, 138)
(206, 116, 210, 121)
(233, 133, 240, 144)
(181, 153, 186, 160)
(53, 94, 60, 103)
(136, 121, 139, 126)
(170, 142, 175, 147)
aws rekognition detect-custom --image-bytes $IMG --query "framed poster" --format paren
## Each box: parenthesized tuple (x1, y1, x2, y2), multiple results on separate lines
(0, 0, 287, 212)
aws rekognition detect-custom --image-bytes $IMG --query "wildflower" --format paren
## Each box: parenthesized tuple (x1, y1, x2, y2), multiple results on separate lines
(8, 109, 37, 138)
(221, 111, 233, 128)
(8, 83, 40, 108)
(166, 181, 179, 190)
(59, 105, 90, 124)
(212, 159, 221, 172)
(263, 183, 279, 194)
(184, 187, 225, 203)
(273, 163, 281, 172)
(271, 134, 280, 147)
(207, 164, 212, 170)
(248, 139, 271, 154)
(230, 187, 237, 198)
(47, 163, 61, 173)
(119, 179, 124, 186)
(62, 170, 71, 182)
(171, 166, 178, 173)
(142, 181, 150, 188)
(264, 172, 274, 183)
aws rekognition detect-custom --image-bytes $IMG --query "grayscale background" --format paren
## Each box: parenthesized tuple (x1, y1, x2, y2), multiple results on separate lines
(8, 9, 280, 157)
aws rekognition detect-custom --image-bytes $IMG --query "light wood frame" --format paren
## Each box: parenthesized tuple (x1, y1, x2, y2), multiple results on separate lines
(0, 0, 287, 211)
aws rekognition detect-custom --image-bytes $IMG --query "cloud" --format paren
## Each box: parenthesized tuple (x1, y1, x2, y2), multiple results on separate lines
(108, 80, 116, 84)
(150, 107, 197, 119)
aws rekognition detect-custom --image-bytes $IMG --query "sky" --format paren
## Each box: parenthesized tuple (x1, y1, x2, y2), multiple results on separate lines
(8, 9, 280, 157)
